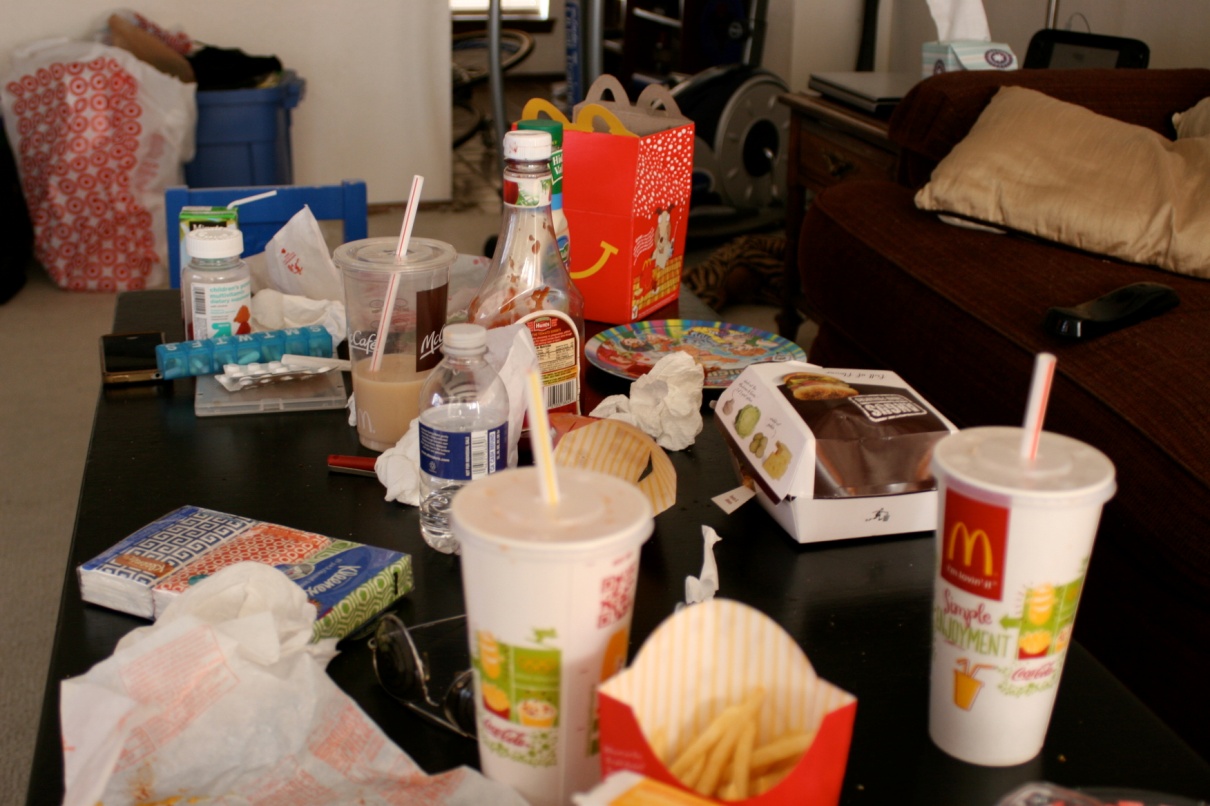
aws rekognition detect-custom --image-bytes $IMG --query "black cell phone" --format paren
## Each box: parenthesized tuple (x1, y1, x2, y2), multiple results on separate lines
(100, 331, 166, 385)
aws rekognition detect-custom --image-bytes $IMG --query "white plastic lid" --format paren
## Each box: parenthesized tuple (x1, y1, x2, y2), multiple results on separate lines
(503, 129, 552, 162)
(442, 323, 487, 354)
(186, 227, 244, 259)
(932, 426, 1116, 509)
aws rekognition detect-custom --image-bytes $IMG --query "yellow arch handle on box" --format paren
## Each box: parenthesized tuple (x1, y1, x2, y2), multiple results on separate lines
(520, 98, 637, 137)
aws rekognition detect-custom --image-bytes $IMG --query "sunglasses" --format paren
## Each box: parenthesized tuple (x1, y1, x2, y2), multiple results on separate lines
(369, 612, 477, 739)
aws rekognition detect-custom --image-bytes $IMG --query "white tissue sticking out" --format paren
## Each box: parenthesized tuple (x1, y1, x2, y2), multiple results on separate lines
(683, 526, 722, 608)
(250, 287, 347, 348)
(264, 205, 345, 302)
(591, 351, 705, 451)
(926, 0, 990, 41)
(376, 419, 422, 506)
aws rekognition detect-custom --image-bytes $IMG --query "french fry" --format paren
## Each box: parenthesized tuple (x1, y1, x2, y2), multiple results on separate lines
(649, 725, 669, 765)
(679, 752, 708, 791)
(750, 730, 816, 770)
(696, 689, 765, 795)
(753, 760, 798, 795)
(669, 703, 744, 779)
(728, 719, 757, 799)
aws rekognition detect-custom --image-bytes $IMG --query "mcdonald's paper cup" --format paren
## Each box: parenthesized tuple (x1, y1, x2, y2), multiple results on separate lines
(928, 427, 1114, 766)
(452, 467, 654, 806)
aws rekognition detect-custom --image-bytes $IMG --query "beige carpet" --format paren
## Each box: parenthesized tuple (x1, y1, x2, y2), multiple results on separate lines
(0, 267, 117, 804)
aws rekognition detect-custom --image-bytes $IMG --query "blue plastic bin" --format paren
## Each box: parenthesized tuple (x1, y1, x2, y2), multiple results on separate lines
(185, 71, 305, 188)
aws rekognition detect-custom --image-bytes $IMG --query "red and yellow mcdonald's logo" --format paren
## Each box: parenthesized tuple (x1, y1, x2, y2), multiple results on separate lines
(940, 489, 1008, 600)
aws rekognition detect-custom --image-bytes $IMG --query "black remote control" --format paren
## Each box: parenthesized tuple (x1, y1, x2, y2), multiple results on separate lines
(1044, 282, 1179, 339)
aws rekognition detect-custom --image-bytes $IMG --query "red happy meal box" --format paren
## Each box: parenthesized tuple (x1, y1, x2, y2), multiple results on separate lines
(523, 76, 694, 325)
(597, 598, 856, 804)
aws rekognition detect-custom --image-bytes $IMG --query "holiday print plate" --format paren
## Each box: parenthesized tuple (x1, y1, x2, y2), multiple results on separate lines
(585, 320, 807, 389)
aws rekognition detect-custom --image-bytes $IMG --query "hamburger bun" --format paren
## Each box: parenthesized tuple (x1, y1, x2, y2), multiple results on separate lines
(781, 372, 858, 401)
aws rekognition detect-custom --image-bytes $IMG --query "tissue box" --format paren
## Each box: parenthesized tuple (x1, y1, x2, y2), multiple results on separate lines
(715, 362, 957, 544)
(78, 505, 412, 640)
(923, 40, 1017, 77)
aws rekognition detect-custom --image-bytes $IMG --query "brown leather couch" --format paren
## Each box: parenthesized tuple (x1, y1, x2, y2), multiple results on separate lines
(798, 68, 1210, 759)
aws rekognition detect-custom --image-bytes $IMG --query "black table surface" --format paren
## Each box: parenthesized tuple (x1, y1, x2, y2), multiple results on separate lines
(28, 290, 1210, 805)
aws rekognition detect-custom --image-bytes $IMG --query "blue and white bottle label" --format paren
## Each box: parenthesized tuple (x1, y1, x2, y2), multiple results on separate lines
(420, 422, 508, 481)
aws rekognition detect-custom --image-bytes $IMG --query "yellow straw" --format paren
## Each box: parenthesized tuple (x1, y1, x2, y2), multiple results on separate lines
(524, 368, 560, 506)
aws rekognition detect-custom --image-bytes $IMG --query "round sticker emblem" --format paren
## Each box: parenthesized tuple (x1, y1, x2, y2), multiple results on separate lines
(985, 49, 1015, 69)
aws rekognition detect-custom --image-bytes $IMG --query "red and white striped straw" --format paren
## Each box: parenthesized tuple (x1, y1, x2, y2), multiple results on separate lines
(1020, 352, 1057, 462)
(369, 175, 424, 373)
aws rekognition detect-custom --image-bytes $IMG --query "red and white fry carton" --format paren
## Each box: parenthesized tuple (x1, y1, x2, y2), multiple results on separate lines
(597, 599, 856, 805)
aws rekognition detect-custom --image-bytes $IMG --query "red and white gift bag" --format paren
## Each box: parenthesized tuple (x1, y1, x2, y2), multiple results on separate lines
(2, 39, 196, 291)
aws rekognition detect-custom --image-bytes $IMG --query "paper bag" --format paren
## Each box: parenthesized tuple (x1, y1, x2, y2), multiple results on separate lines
(523, 75, 694, 324)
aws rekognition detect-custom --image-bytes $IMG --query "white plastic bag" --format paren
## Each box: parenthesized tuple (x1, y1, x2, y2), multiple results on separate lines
(264, 204, 345, 301)
(62, 562, 528, 806)
(1, 38, 195, 291)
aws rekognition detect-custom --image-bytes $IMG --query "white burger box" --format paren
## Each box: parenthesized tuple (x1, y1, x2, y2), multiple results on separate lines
(716, 362, 957, 544)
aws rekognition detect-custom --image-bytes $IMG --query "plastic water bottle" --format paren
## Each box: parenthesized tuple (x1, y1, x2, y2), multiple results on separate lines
(418, 323, 510, 553)
(182, 227, 252, 340)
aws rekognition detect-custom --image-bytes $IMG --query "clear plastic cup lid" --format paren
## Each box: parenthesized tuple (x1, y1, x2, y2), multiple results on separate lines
(333, 237, 455, 276)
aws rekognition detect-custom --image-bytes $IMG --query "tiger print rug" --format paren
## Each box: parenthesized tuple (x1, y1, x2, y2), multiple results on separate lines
(682, 233, 786, 311)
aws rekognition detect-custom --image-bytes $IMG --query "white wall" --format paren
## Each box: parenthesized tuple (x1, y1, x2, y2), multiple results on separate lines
(2, 1, 451, 204)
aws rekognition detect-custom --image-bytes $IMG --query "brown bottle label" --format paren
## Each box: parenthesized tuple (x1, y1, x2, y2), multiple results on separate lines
(416, 284, 449, 372)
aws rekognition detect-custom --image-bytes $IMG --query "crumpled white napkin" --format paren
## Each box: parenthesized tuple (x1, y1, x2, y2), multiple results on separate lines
(591, 351, 705, 450)
(251, 287, 347, 347)
(363, 324, 541, 506)
(63, 563, 525, 806)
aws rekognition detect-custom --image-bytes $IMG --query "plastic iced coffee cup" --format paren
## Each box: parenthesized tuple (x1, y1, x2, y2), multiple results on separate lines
(451, 466, 654, 806)
(336, 237, 453, 451)
(928, 426, 1115, 766)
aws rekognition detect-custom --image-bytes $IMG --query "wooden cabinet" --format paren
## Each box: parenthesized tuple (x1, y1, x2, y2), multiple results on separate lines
(777, 91, 899, 339)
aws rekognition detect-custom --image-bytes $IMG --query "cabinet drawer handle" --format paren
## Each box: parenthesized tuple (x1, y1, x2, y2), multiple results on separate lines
(822, 151, 854, 178)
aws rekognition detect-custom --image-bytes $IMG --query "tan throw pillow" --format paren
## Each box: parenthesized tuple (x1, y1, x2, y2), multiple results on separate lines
(1173, 96, 1210, 139)
(915, 86, 1210, 279)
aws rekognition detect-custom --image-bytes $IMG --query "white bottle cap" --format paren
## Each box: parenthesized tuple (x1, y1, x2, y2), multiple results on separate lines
(186, 227, 244, 259)
(503, 129, 552, 162)
(442, 323, 487, 354)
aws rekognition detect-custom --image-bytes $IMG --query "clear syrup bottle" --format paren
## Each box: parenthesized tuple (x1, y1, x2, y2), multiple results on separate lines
(182, 227, 252, 340)
(468, 129, 585, 415)
(418, 323, 510, 553)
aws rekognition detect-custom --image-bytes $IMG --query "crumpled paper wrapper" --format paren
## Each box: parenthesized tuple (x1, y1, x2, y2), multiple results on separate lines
(598, 599, 856, 804)
(553, 417, 676, 515)
(62, 562, 525, 806)
(591, 351, 704, 451)
(369, 324, 541, 506)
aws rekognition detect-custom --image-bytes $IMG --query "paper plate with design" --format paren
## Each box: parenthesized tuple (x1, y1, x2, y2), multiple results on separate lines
(585, 320, 807, 389)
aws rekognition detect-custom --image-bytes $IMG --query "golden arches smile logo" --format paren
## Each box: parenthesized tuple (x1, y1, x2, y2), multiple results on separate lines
(570, 241, 620, 280)
(947, 522, 994, 575)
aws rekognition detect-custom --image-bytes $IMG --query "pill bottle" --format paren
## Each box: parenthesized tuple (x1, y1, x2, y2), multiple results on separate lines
(182, 228, 252, 340)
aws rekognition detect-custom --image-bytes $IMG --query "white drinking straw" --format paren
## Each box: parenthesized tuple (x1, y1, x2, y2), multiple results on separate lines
(226, 189, 278, 209)
(1020, 352, 1057, 462)
(369, 175, 424, 373)
(524, 368, 560, 506)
